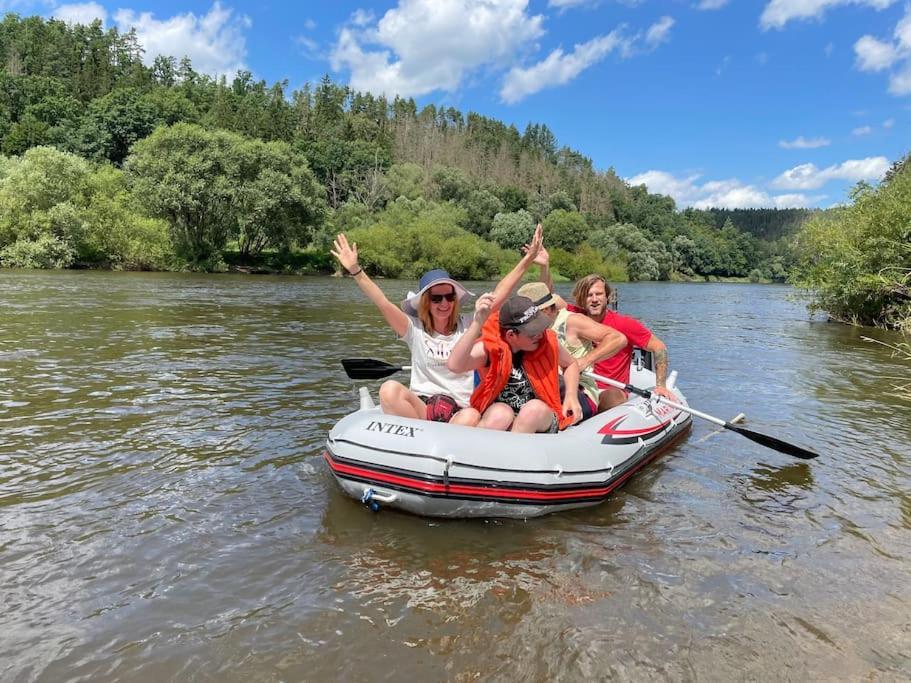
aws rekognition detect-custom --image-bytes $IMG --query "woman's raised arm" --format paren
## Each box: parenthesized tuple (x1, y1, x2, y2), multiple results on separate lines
(331, 233, 409, 337)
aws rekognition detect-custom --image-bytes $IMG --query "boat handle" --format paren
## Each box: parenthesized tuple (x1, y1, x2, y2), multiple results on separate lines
(443, 456, 453, 488)
(369, 490, 397, 504)
(361, 488, 398, 508)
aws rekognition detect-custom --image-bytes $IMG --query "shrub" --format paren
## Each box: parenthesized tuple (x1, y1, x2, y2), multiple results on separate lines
(489, 209, 535, 250)
(793, 162, 911, 329)
(0, 234, 74, 268)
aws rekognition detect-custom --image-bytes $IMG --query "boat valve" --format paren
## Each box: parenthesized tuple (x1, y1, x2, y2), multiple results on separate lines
(360, 487, 397, 512)
(361, 488, 381, 512)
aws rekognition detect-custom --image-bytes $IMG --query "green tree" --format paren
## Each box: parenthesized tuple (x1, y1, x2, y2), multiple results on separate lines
(460, 188, 503, 236)
(127, 123, 325, 265)
(78, 87, 160, 165)
(489, 209, 535, 250)
(126, 123, 242, 264)
(432, 165, 472, 202)
(384, 162, 425, 201)
(543, 209, 588, 252)
(794, 162, 911, 330)
(234, 139, 326, 258)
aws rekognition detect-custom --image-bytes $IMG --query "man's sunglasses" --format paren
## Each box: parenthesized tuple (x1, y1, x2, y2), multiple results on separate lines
(429, 292, 457, 303)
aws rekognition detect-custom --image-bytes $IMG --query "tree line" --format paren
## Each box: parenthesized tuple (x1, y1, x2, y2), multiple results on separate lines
(0, 13, 823, 283)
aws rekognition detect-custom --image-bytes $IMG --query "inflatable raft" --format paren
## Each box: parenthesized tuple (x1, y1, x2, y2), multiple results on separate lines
(324, 362, 692, 518)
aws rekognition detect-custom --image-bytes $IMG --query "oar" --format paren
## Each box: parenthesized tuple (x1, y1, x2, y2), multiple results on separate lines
(583, 371, 819, 460)
(341, 358, 411, 380)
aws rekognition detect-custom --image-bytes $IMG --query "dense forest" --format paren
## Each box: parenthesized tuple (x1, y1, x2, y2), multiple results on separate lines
(0, 14, 858, 290)
(794, 153, 911, 332)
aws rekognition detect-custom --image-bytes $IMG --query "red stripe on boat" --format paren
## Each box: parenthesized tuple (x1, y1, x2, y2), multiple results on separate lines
(598, 416, 673, 436)
(324, 451, 649, 502)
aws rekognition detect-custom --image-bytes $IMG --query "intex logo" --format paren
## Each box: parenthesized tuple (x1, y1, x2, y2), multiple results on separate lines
(366, 421, 422, 437)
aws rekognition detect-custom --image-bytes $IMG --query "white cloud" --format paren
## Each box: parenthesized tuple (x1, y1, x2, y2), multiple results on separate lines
(852, 125, 873, 135)
(773, 193, 818, 207)
(779, 135, 831, 148)
(114, 2, 250, 77)
(331, 0, 545, 98)
(853, 4, 911, 93)
(52, 2, 107, 25)
(626, 170, 815, 208)
(645, 16, 674, 48)
(854, 34, 899, 71)
(883, 117, 895, 127)
(772, 156, 890, 189)
(296, 34, 320, 57)
(499, 16, 673, 103)
(715, 54, 731, 76)
(889, 64, 911, 93)
(825, 42, 835, 56)
(350, 9, 375, 26)
(548, 0, 598, 7)
(756, 51, 769, 64)
(697, 0, 728, 10)
(501, 31, 630, 103)
(760, 0, 896, 30)
(626, 170, 701, 201)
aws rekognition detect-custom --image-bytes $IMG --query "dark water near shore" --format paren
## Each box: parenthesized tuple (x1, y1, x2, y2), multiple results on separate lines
(1, 270, 909, 681)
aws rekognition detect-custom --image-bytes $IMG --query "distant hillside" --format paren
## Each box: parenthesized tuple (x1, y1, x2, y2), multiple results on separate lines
(0, 13, 837, 281)
(704, 208, 820, 240)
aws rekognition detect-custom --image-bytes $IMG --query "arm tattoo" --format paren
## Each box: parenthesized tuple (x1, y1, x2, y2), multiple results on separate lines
(654, 348, 668, 385)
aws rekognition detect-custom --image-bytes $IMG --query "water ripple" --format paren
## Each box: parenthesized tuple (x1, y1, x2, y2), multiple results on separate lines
(1, 273, 909, 681)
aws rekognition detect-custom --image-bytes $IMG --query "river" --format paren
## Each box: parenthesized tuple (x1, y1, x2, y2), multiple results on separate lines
(1, 270, 909, 681)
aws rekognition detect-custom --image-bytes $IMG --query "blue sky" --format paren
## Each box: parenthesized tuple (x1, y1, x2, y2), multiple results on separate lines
(22, 0, 911, 209)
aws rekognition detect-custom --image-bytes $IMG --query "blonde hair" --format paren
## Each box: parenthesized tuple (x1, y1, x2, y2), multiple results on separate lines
(418, 291, 461, 335)
(572, 274, 611, 309)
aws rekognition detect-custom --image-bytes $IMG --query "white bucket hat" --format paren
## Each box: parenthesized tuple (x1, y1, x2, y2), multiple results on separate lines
(401, 269, 474, 315)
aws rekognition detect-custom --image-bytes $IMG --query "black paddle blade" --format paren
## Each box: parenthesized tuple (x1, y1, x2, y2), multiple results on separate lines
(341, 358, 403, 380)
(726, 423, 819, 459)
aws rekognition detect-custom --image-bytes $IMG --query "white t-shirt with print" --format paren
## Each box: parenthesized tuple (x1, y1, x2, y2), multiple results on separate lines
(401, 314, 474, 407)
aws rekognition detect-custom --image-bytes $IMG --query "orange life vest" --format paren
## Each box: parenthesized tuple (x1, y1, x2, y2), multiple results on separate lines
(470, 311, 573, 430)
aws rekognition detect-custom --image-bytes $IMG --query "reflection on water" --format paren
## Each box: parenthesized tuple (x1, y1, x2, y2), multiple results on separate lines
(1, 272, 910, 680)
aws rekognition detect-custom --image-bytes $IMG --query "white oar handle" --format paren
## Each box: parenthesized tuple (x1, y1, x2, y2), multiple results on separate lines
(583, 371, 728, 429)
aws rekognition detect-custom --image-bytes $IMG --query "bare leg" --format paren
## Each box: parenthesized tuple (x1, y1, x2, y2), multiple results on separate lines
(598, 387, 627, 412)
(512, 399, 554, 433)
(378, 380, 426, 419)
(478, 403, 515, 431)
(449, 407, 481, 427)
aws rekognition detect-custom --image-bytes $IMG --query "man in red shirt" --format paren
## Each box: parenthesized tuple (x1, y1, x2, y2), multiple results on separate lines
(567, 274, 675, 410)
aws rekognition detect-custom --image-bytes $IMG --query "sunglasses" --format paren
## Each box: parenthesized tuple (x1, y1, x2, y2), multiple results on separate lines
(429, 292, 457, 303)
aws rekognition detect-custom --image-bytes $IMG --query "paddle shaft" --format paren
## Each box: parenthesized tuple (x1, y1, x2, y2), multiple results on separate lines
(583, 371, 730, 428)
(583, 370, 818, 459)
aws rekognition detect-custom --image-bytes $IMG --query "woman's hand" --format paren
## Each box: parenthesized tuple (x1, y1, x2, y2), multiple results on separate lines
(521, 223, 543, 263)
(473, 292, 496, 325)
(331, 233, 360, 274)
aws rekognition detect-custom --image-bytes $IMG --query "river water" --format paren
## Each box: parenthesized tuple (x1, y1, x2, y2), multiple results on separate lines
(1, 270, 909, 681)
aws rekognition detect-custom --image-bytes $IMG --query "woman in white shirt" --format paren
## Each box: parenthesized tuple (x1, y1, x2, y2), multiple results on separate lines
(331, 226, 542, 425)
